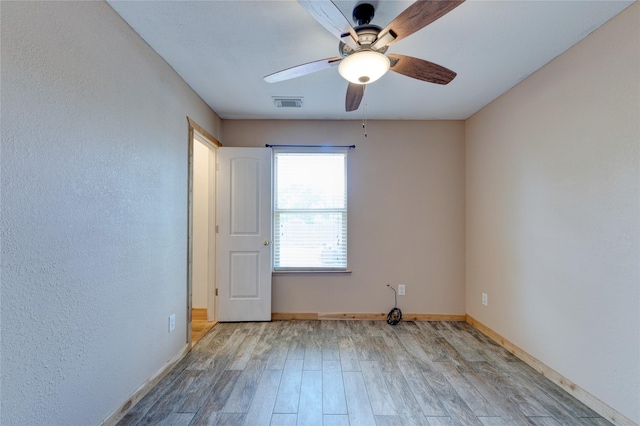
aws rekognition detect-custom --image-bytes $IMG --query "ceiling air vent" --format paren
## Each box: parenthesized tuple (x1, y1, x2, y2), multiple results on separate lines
(273, 97, 303, 108)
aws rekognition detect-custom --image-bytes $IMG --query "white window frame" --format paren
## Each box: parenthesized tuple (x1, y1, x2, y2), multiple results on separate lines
(272, 147, 349, 272)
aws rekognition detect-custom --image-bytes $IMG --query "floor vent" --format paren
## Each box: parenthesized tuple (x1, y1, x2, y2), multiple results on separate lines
(273, 97, 303, 108)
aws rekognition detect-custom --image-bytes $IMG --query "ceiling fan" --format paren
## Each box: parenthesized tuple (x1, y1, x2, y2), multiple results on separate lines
(264, 0, 465, 112)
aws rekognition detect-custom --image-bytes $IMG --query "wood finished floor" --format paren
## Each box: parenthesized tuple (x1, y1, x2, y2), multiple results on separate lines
(118, 320, 611, 426)
(192, 309, 216, 347)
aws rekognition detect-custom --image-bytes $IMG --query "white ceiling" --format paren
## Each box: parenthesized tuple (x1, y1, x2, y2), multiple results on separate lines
(107, 0, 633, 120)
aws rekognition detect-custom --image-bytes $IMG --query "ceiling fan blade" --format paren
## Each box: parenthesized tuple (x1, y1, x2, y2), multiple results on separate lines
(264, 57, 342, 83)
(345, 83, 364, 112)
(298, 0, 359, 50)
(375, 0, 465, 48)
(388, 54, 457, 85)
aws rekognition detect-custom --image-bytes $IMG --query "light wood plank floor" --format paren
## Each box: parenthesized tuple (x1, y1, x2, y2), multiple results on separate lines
(192, 309, 216, 347)
(118, 321, 611, 426)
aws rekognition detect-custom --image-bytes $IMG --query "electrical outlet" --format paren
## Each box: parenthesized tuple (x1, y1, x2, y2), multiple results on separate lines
(169, 314, 176, 332)
(398, 285, 406, 296)
(482, 293, 488, 306)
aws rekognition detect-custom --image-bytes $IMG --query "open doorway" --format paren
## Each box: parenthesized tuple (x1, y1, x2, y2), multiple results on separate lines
(187, 118, 220, 347)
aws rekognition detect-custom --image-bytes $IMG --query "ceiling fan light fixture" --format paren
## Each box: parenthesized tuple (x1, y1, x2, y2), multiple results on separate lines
(338, 50, 390, 85)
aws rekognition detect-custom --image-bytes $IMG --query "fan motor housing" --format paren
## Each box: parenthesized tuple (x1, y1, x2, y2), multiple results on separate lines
(339, 25, 387, 57)
(339, 3, 388, 59)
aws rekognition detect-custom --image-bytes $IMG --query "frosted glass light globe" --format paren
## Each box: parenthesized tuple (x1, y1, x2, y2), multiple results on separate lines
(338, 51, 390, 85)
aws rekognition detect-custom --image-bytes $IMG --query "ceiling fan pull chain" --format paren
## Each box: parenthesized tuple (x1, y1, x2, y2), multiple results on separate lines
(362, 85, 368, 138)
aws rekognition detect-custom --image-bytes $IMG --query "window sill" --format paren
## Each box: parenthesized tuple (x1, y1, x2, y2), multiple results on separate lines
(273, 270, 352, 275)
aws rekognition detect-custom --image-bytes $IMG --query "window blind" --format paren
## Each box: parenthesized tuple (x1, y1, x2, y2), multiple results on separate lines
(273, 149, 348, 270)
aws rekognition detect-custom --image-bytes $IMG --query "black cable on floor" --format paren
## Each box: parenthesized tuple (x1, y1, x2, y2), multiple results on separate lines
(387, 284, 402, 325)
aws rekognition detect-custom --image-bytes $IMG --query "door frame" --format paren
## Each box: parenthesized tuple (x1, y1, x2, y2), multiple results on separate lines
(187, 117, 221, 346)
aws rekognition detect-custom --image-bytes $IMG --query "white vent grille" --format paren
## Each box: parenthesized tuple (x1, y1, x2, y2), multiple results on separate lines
(273, 97, 303, 108)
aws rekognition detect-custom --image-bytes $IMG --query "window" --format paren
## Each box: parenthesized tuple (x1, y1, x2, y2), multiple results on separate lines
(273, 148, 348, 271)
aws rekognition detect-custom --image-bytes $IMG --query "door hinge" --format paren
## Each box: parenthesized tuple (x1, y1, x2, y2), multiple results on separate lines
(215, 225, 219, 233)
(216, 162, 219, 171)
(215, 288, 218, 296)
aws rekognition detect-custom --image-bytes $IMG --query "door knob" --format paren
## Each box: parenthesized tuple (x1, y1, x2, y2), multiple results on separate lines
(263, 240, 270, 246)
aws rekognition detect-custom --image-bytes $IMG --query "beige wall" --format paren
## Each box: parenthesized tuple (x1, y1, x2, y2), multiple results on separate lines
(465, 3, 639, 424)
(222, 120, 466, 315)
(192, 139, 211, 309)
(1, 2, 221, 424)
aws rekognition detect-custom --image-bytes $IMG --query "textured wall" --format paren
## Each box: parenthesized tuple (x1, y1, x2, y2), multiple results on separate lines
(222, 120, 466, 316)
(465, 3, 639, 423)
(1, 2, 221, 424)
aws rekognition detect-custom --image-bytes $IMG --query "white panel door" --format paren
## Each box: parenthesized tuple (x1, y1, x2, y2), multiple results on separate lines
(217, 148, 272, 321)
